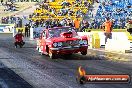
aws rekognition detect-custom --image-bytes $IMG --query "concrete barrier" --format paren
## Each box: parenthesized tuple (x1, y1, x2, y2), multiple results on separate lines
(98, 32, 129, 46)
(77, 32, 100, 48)
(78, 32, 132, 51)
(105, 39, 131, 53)
(92, 33, 100, 48)
(126, 32, 132, 41)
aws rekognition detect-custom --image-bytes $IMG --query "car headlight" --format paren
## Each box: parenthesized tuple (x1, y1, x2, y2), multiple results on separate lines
(58, 42, 62, 47)
(83, 40, 88, 45)
(79, 40, 88, 45)
(79, 40, 84, 45)
(53, 43, 58, 47)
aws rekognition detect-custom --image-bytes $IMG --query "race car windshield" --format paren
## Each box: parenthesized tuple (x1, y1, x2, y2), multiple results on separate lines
(48, 28, 77, 38)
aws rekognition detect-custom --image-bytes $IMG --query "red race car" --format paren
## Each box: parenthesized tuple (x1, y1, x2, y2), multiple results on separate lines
(36, 26, 88, 59)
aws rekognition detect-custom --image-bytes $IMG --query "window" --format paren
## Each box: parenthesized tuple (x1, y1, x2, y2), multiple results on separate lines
(48, 28, 77, 38)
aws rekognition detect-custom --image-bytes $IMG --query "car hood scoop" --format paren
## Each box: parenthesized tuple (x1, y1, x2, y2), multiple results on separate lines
(60, 32, 73, 38)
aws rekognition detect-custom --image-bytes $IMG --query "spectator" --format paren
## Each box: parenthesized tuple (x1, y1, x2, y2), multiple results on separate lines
(25, 23, 30, 37)
(1, 0, 3, 5)
(60, 18, 66, 26)
(60, 7, 68, 16)
(126, 20, 132, 34)
(74, 17, 81, 32)
(16, 17, 20, 27)
(80, 21, 89, 32)
(76, 0, 80, 3)
(61, 0, 67, 7)
(66, 18, 73, 27)
(68, 10, 74, 16)
(19, 18, 22, 27)
(117, 19, 122, 29)
(102, 17, 113, 44)
(35, 20, 39, 27)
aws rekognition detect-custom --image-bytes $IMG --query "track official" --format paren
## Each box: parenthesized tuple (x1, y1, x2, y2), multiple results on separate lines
(102, 17, 113, 44)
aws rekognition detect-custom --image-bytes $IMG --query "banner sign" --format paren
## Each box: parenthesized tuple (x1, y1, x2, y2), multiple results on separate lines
(77, 66, 130, 84)
(0, 24, 15, 33)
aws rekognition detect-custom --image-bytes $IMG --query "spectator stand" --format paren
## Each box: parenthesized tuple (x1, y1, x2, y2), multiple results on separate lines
(93, 0, 132, 29)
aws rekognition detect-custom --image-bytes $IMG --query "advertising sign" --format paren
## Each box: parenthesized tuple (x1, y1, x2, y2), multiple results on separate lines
(0, 24, 15, 33)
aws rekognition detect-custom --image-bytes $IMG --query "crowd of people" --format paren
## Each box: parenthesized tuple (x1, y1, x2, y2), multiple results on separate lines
(93, 0, 132, 29)
(1, 16, 23, 27)
(1, 0, 17, 11)
(28, 16, 89, 32)
(31, 0, 91, 18)
(0, 0, 131, 32)
(22, 0, 93, 32)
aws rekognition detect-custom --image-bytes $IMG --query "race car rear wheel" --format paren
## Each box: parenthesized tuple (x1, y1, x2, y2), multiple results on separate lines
(81, 50, 87, 55)
(49, 49, 57, 59)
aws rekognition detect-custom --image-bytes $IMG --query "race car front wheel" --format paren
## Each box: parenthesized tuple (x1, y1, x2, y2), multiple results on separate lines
(81, 50, 87, 55)
(49, 49, 57, 59)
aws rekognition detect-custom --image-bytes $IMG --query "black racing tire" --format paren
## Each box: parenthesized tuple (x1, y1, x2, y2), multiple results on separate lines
(81, 50, 87, 55)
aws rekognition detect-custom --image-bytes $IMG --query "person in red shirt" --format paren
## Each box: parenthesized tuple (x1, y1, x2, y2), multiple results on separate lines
(14, 30, 25, 48)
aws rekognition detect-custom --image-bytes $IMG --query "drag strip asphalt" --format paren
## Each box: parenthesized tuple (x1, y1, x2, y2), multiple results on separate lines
(0, 34, 131, 88)
(0, 60, 33, 88)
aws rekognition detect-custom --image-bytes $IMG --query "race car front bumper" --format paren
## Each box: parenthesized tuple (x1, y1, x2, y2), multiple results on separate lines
(50, 45, 88, 54)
